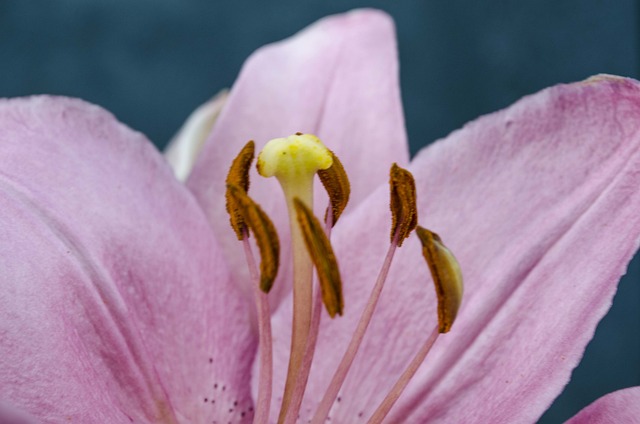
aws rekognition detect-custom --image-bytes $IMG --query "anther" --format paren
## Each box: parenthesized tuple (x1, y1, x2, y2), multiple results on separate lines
(226, 184, 280, 292)
(389, 163, 417, 246)
(293, 198, 344, 317)
(317, 151, 350, 227)
(225, 140, 255, 239)
(415, 226, 463, 333)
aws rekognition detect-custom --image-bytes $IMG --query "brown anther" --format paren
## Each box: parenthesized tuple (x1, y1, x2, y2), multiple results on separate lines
(227, 184, 280, 293)
(293, 198, 344, 317)
(389, 163, 417, 246)
(317, 150, 351, 227)
(416, 226, 463, 333)
(225, 141, 256, 239)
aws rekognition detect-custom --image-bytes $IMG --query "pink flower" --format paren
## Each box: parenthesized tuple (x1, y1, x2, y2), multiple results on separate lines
(0, 9, 638, 424)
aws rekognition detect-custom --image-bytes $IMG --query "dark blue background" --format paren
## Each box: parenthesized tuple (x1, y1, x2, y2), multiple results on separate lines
(1, 1, 638, 422)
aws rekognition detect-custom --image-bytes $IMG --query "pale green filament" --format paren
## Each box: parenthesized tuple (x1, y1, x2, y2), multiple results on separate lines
(257, 133, 332, 422)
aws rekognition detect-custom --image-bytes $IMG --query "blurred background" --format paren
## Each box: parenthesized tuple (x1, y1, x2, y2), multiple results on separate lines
(1, 0, 637, 422)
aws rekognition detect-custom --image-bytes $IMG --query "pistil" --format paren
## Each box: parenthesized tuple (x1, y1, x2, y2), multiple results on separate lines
(256, 134, 333, 422)
(280, 173, 315, 422)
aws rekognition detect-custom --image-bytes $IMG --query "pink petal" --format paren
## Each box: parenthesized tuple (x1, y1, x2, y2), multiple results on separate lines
(269, 76, 640, 422)
(0, 402, 41, 424)
(186, 9, 409, 305)
(0, 97, 255, 423)
(566, 387, 640, 423)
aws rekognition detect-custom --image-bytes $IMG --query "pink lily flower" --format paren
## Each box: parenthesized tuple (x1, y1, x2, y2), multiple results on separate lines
(0, 8, 638, 424)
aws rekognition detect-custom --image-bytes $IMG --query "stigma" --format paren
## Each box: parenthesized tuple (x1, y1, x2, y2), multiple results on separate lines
(224, 133, 463, 424)
(257, 133, 332, 179)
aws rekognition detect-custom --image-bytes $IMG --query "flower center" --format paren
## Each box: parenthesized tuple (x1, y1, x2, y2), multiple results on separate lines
(224, 134, 463, 424)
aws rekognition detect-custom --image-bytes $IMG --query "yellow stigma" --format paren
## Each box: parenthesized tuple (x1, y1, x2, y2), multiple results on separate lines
(257, 133, 333, 183)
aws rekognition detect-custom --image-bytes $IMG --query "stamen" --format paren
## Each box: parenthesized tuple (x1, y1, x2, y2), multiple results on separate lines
(389, 163, 417, 246)
(283, 211, 334, 424)
(293, 198, 344, 317)
(224, 142, 275, 423)
(317, 151, 351, 227)
(225, 140, 255, 239)
(310, 240, 398, 424)
(415, 226, 463, 333)
(367, 325, 440, 424)
(226, 184, 280, 292)
(241, 230, 273, 424)
(312, 164, 418, 424)
(368, 228, 463, 422)
(257, 133, 333, 423)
